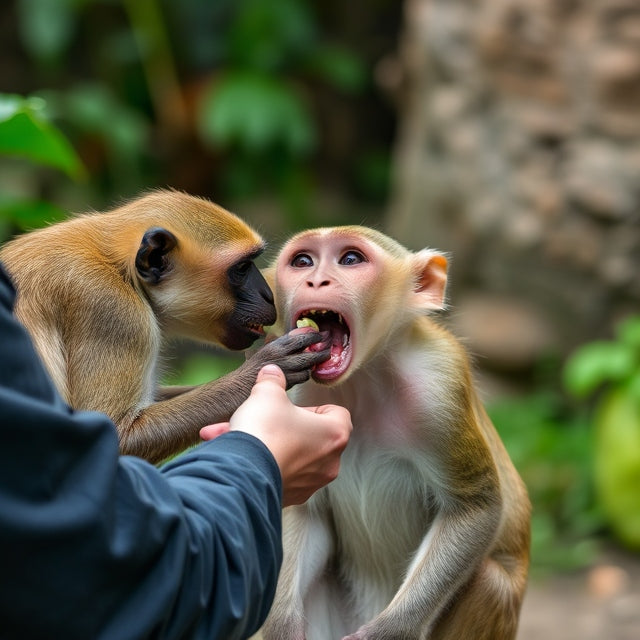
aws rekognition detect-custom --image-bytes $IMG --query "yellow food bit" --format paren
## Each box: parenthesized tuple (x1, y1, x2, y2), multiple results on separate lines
(296, 317, 319, 330)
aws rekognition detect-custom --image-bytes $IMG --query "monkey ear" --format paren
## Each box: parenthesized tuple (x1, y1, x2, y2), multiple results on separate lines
(411, 250, 448, 311)
(135, 227, 178, 284)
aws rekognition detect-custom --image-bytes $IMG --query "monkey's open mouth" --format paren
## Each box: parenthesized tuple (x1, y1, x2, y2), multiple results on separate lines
(296, 309, 351, 382)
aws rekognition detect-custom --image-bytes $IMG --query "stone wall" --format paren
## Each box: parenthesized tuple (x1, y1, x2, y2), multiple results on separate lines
(384, 0, 640, 375)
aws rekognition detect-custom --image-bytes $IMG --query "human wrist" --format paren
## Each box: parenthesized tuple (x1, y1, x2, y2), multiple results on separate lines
(201, 431, 283, 499)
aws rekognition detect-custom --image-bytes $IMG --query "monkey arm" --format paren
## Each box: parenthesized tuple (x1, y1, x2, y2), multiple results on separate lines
(346, 502, 501, 640)
(154, 330, 330, 403)
(119, 331, 330, 463)
(344, 437, 503, 640)
(155, 385, 196, 401)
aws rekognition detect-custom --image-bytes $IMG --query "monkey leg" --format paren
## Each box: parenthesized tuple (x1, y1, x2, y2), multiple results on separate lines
(429, 555, 528, 640)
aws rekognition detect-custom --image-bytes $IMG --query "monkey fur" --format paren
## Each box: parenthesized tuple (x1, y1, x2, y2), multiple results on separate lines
(258, 226, 531, 640)
(0, 190, 329, 463)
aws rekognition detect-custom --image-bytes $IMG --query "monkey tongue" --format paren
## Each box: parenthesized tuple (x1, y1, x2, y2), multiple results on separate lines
(305, 330, 330, 352)
(310, 326, 350, 380)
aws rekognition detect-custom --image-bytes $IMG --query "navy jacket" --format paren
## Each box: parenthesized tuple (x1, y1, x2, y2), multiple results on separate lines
(0, 265, 282, 639)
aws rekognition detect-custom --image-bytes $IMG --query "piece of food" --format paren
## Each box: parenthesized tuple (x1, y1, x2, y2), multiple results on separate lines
(296, 317, 319, 330)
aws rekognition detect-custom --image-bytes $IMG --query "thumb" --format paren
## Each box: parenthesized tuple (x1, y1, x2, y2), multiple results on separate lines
(200, 422, 230, 441)
(254, 364, 287, 389)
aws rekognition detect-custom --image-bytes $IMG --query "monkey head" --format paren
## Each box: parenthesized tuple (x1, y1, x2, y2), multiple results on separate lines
(130, 192, 276, 351)
(271, 226, 448, 385)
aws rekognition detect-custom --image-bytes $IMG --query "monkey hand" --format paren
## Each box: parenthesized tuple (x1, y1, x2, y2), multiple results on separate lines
(242, 329, 330, 389)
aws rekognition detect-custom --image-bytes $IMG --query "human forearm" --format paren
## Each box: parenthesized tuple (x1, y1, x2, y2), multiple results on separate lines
(0, 264, 284, 639)
(0, 423, 283, 639)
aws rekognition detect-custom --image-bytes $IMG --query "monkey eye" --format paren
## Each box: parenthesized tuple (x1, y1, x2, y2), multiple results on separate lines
(291, 253, 313, 268)
(228, 260, 252, 285)
(339, 250, 366, 266)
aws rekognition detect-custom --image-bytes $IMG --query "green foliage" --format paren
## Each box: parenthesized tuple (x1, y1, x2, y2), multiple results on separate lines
(564, 316, 640, 551)
(592, 390, 640, 550)
(306, 45, 368, 94)
(190, 0, 367, 213)
(39, 84, 152, 193)
(162, 352, 243, 387)
(224, 0, 317, 71)
(0, 196, 67, 233)
(9, 0, 377, 227)
(564, 316, 640, 401)
(489, 391, 602, 573)
(219, 0, 366, 91)
(0, 94, 85, 179)
(198, 72, 316, 156)
(0, 93, 85, 234)
(16, 0, 78, 64)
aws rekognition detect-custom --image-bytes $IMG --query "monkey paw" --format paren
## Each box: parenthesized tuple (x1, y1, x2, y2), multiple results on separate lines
(247, 330, 330, 388)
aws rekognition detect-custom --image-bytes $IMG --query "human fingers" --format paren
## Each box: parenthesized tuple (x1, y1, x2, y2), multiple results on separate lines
(300, 404, 353, 420)
(200, 423, 230, 440)
(252, 363, 287, 390)
(296, 405, 353, 458)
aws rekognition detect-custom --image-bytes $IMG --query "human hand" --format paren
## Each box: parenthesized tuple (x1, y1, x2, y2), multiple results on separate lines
(200, 364, 351, 506)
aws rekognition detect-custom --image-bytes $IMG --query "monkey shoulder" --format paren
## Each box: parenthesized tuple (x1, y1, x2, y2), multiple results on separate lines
(5, 230, 154, 350)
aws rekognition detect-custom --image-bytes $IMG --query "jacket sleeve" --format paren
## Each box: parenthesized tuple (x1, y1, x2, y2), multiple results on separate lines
(0, 265, 283, 640)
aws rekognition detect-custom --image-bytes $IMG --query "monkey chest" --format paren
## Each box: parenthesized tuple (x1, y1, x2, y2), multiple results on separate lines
(324, 444, 435, 582)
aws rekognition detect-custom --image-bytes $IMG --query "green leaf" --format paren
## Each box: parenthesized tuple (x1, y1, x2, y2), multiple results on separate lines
(49, 84, 150, 157)
(564, 341, 635, 397)
(626, 370, 640, 403)
(0, 94, 85, 178)
(198, 72, 316, 156)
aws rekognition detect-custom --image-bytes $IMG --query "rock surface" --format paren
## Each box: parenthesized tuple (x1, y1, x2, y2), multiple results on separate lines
(386, 0, 640, 370)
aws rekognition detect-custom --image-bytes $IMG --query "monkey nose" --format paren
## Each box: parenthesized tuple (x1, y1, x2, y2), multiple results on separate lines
(306, 279, 331, 288)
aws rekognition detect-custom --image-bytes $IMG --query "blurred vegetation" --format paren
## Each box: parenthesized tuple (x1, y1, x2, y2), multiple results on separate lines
(489, 317, 640, 574)
(0, 93, 84, 235)
(564, 316, 640, 552)
(0, 0, 398, 240)
(1, 0, 638, 574)
(489, 386, 603, 575)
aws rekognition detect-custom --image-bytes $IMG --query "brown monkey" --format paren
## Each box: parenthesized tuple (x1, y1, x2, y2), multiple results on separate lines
(259, 226, 531, 640)
(0, 190, 328, 463)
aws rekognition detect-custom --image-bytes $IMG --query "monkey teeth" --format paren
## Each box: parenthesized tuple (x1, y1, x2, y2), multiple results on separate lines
(298, 309, 344, 326)
(246, 323, 264, 335)
(296, 309, 351, 382)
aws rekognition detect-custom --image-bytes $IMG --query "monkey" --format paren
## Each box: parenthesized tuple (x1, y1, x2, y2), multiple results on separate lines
(0, 190, 329, 464)
(258, 226, 531, 640)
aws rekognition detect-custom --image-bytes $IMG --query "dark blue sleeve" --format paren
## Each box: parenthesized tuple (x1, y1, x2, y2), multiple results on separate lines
(0, 265, 283, 640)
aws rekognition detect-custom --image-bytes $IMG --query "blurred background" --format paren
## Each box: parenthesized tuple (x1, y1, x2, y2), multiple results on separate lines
(1, 1, 639, 637)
